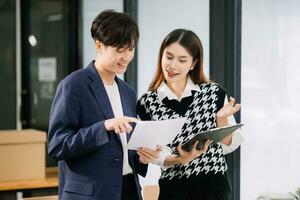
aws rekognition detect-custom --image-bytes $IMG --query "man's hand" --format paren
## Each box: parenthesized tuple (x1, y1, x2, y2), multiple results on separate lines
(137, 146, 161, 164)
(104, 116, 139, 134)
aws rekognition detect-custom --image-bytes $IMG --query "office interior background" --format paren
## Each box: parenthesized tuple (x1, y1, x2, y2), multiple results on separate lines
(0, 0, 300, 199)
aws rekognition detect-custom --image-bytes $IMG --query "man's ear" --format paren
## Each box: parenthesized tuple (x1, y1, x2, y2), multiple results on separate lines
(95, 40, 103, 53)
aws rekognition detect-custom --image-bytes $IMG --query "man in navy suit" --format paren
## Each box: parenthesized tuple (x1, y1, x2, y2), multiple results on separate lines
(48, 10, 159, 200)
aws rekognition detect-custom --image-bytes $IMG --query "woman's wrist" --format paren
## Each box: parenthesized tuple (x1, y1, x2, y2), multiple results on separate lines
(216, 115, 230, 127)
(164, 155, 183, 166)
(176, 156, 184, 165)
(177, 155, 192, 165)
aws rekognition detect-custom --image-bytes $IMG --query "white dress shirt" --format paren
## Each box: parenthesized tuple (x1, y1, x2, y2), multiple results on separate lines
(104, 81, 133, 175)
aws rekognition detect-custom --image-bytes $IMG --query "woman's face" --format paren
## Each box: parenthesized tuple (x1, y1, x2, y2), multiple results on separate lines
(161, 42, 195, 84)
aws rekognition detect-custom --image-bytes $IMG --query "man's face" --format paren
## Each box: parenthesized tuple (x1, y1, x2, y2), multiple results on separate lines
(99, 44, 135, 75)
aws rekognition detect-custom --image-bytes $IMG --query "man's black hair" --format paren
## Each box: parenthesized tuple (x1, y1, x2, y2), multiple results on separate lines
(91, 10, 139, 49)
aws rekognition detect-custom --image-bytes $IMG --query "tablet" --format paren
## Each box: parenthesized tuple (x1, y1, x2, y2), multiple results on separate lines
(181, 123, 244, 151)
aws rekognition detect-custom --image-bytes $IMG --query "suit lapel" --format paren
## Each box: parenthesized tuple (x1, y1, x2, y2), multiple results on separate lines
(85, 63, 115, 120)
(115, 78, 134, 142)
(85, 62, 122, 142)
(85, 62, 135, 142)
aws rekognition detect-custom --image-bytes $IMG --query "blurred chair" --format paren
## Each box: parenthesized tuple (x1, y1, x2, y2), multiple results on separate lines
(23, 195, 58, 200)
(143, 185, 159, 200)
(257, 193, 293, 200)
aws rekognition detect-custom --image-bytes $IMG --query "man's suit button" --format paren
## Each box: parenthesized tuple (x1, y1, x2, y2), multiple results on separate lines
(114, 158, 121, 161)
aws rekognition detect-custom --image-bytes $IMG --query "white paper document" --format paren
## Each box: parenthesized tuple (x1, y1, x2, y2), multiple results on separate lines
(127, 118, 186, 150)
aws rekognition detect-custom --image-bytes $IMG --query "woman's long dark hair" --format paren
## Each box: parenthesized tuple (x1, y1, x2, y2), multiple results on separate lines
(148, 29, 209, 91)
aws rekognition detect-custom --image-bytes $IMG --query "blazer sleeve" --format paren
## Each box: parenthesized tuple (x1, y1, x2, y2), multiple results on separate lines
(129, 150, 148, 177)
(47, 79, 109, 161)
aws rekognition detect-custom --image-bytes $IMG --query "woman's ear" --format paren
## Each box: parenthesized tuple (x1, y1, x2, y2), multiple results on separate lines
(191, 59, 198, 70)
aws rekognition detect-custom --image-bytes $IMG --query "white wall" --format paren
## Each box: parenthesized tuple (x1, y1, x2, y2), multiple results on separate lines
(241, 0, 300, 199)
(137, 0, 210, 97)
(137, 0, 210, 187)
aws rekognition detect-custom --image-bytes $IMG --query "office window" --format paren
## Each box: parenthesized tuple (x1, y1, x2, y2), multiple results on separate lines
(0, 0, 16, 129)
(241, 0, 300, 199)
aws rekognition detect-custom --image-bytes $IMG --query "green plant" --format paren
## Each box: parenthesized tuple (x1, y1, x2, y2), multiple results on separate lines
(289, 188, 300, 200)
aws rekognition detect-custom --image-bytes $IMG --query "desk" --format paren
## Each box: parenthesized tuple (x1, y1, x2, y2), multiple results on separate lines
(0, 167, 58, 199)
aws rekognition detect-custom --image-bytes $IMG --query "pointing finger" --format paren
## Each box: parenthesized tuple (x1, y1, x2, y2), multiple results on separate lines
(125, 117, 140, 123)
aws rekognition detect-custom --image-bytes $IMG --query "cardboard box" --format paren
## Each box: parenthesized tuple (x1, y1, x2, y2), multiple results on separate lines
(24, 196, 58, 200)
(0, 129, 46, 182)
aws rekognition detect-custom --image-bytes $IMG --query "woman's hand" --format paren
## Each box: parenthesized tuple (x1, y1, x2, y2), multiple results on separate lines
(137, 146, 161, 164)
(217, 97, 241, 145)
(177, 140, 212, 165)
(217, 97, 241, 125)
(104, 116, 139, 133)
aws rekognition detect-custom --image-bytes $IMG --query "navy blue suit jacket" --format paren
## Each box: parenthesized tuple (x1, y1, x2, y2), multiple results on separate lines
(48, 61, 147, 200)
